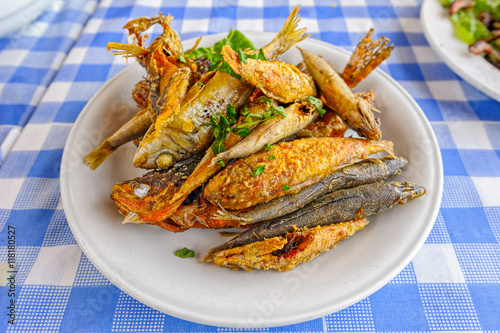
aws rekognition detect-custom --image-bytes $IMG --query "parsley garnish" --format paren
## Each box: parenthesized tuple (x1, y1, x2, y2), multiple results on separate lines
(175, 247, 195, 258)
(238, 48, 267, 63)
(271, 105, 287, 118)
(236, 127, 249, 137)
(227, 104, 237, 125)
(178, 54, 186, 63)
(283, 184, 291, 191)
(217, 61, 242, 80)
(198, 81, 205, 86)
(308, 96, 326, 117)
(269, 154, 276, 160)
(252, 165, 265, 177)
(264, 143, 274, 151)
(203, 113, 231, 156)
(259, 96, 273, 107)
(217, 160, 226, 167)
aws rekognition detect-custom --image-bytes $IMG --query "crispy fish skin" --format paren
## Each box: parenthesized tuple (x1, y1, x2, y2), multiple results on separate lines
(211, 219, 369, 272)
(133, 72, 254, 169)
(204, 137, 394, 210)
(138, 97, 278, 222)
(341, 29, 394, 89)
(110, 159, 199, 218)
(223, 157, 408, 224)
(133, 66, 193, 169)
(204, 181, 425, 261)
(210, 101, 319, 166)
(298, 47, 382, 140)
(222, 45, 316, 103)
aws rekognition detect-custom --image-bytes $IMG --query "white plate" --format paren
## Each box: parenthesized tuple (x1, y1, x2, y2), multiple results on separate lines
(421, 0, 500, 102)
(61, 32, 443, 328)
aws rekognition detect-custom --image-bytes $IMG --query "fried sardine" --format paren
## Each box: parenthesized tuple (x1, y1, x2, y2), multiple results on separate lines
(212, 219, 369, 272)
(204, 137, 394, 210)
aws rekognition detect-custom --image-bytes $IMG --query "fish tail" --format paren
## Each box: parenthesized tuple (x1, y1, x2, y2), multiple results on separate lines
(263, 6, 310, 61)
(84, 140, 117, 170)
(375, 139, 394, 158)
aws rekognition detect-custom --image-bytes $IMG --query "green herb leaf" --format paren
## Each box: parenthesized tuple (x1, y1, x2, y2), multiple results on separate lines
(236, 127, 249, 137)
(252, 165, 265, 177)
(175, 247, 195, 258)
(269, 154, 276, 160)
(259, 96, 273, 107)
(211, 141, 225, 156)
(264, 143, 274, 151)
(178, 54, 186, 63)
(227, 104, 237, 125)
(198, 81, 205, 86)
(308, 96, 326, 117)
(216, 61, 242, 80)
(203, 113, 232, 156)
(238, 48, 267, 63)
(217, 160, 226, 167)
(257, 48, 267, 61)
(271, 105, 287, 118)
(238, 49, 250, 63)
(283, 184, 290, 191)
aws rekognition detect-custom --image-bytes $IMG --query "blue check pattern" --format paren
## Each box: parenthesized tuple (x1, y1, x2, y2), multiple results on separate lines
(1, 0, 500, 331)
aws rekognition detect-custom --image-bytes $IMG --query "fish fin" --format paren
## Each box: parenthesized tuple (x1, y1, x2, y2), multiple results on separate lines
(107, 42, 148, 59)
(264, 6, 310, 61)
(84, 140, 116, 170)
(341, 28, 394, 88)
(122, 212, 156, 225)
(221, 45, 242, 75)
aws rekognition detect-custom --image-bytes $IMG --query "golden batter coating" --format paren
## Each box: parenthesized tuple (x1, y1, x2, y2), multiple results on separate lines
(203, 137, 394, 210)
(221, 45, 316, 103)
(212, 219, 369, 272)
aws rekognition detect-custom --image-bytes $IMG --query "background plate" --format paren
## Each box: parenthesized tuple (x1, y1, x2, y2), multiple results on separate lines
(421, 0, 500, 102)
(61, 32, 443, 328)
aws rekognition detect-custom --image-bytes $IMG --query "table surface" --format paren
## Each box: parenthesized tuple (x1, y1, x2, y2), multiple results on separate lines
(1, 0, 500, 332)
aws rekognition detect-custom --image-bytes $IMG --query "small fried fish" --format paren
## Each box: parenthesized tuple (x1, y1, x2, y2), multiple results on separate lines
(204, 137, 394, 210)
(222, 45, 316, 103)
(204, 181, 426, 261)
(212, 219, 369, 272)
(299, 47, 382, 140)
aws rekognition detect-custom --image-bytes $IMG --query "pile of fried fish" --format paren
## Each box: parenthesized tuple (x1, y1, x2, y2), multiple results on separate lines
(85, 7, 426, 272)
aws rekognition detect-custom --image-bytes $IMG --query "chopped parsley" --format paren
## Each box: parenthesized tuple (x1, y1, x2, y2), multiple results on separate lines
(268, 154, 276, 160)
(259, 96, 273, 107)
(178, 54, 186, 63)
(175, 247, 195, 258)
(216, 160, 226, 167)
(226, 104, 237, 125)
(203, 113, 231, 156)
(308, 96, 326, 117)
(283, 184, 291, 191)
(252, 165, 266, 177)
(264, 143, 274, 151)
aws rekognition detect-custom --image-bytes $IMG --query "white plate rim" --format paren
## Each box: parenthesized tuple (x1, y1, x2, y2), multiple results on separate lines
(421, 0, 500, 102)
(60, 31, 443, 328)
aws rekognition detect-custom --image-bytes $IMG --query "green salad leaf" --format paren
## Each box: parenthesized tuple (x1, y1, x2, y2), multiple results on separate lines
(450, 9, 492, 45)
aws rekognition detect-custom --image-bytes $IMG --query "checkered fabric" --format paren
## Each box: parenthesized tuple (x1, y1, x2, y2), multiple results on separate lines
(1, 0, 500, 331)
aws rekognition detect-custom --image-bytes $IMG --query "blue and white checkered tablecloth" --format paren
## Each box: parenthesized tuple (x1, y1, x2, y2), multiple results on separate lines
(1, 0, 500, 331)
